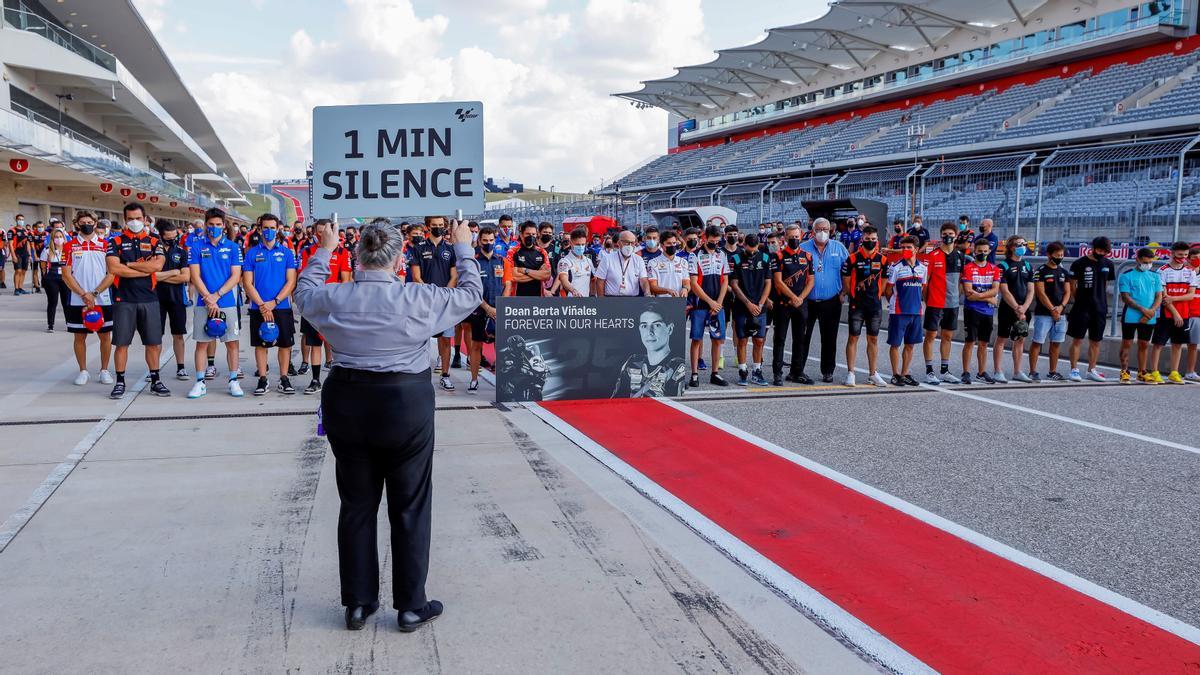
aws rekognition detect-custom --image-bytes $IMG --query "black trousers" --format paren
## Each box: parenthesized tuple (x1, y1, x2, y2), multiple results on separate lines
(322, 368, 435, 611)
(772, 303, 808, 376)
(802, 297, 843, 377)
(44, 275, 69, 329)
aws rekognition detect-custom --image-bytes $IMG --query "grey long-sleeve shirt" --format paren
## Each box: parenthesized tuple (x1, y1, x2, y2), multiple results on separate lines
(294, 243, 482, 373)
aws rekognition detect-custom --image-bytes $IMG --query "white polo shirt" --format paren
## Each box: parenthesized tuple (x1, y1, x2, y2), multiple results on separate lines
(596, 251, 648, 296)
(648, 254, 689, 295)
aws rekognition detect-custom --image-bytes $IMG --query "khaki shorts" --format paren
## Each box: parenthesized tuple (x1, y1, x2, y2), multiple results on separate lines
(192, 305, 241, 343)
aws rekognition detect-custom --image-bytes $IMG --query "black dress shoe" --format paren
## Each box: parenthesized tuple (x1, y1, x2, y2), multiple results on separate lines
(398, 600, 443, 633)
(345, 604, 379, 631)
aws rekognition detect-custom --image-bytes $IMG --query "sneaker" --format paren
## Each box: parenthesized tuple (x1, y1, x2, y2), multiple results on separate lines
(98, 370, 114, 385)
(204, 365, 217, 381)
(978, 372, 996, 384)
(149, 381, 171, 397)
(108, 382, 126, 399)
(870, 373, 889, 387)
(440, 375, 455, 391)
(45, 327, 54, 333)
(304, 380, 322, 395)
(229, 380, 244, 397)
(890, 374, 904, 386)
(1012, 371, 1033, 383)
(176, 367, 190, 381)
(688, 373, 700, 388)
(253, 378, 269, 396)
(235, 368, 245, 380)
(451, 353, 462, 369)
(737, 368, 749, 386)
(1086, 369, 1106, 383)
(1119, 370, 1132, 384)
(1068, 369, 1083, 382)
(73, 370, 89, 386)
(940, 371, 962, 384)
(1046, 371, 1066, 382)
(278, 378, 296, 395)
(961, 372, 973, 385)
(468, 380, 479, 394)
(709, 373, 729, 386)
(187, 381, 207, 399)
(901, 374, 919, 386)
(287, 363, 297, 377)
(771, 374, 783, 386)
(785, 372, 813, 385)
(1030, 371, 1042, 383)
(1184, 371, 1200, 382)
(992, 372, 1008, 384)
(698, 358, 708, 371)
(1150, 371, 1165, 384)
(1167, 370, 1186, 385)
(844, 372, 856, 386)
(145, 373, 153, 382)
(750, 369, 768, 386)
(297, 362, 310, 376)
(820, 373, 834, 383)
(923, 372, 940, 385)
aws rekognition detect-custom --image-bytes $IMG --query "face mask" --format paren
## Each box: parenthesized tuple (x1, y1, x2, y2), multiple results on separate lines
(786, 237, 801, 249)
(704, 241, 717, 251)
(480, 242, 494, 253)
(768, 243, 780, 254)
(572, 244, 586, 256)
(894, 226, 903, 233)
(620, 244, 635, 257)
(974, 253, 987, 263)
(1014, 245, 1027, 257)
(664, 244, 679, 256)
(411, 235, 425, 245)
(814, 231, 829, 244)
(208, 225, 224, 240)
(471, 232, 479, 244)
(539, 233, 553, 244)
(522, 235, 535, 247)
(126, 219, 145, 234)
(430, 227, 445, 238)
(15, 220, 24, 226)
(1051, 256, 1064, 265)
(913, 222, 923, 229)
(941, 233, 955, 245)
(686, 239, 698, 249)
(901, 249, 915, 260)
(52, 237, 65, 247)
(959, 223, 968, 231)
(860, 240, 877, 251)
(78, 223, 95, 235)
(262, 228, 277, 243)
(1138, 262, 1153, 272)
(857, 219, 865, 227)
(726, 235, 738, 246)
(644, 239, 659, 250)
(1093, 251, 1108, 260)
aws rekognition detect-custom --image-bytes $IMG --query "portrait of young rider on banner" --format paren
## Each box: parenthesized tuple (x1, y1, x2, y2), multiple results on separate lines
(612, 302, 688, 398)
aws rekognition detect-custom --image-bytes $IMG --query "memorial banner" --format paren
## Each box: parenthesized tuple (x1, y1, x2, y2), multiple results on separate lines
(495, 297, 688, 402)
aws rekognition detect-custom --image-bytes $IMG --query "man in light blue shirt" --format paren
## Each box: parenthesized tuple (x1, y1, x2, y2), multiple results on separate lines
(798, 217, 850, 382)
(187, 207, 244, 398)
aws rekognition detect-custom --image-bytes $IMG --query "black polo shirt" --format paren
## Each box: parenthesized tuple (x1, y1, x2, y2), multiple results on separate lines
(413, 239, 456, 287)
(509, 245, 548, 297)
(1069, 255, 1115, 316)
(1032, 264, 1069, 316)
(157, 237, 190, 305)
(107, 232, 164, 303)
(999, 258, 1034, 305)
(729, 249, 771, 308)
(770, 248, 814, 298)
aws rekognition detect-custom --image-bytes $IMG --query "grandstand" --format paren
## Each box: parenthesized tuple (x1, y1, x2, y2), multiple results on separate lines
(566, 0, 1200, 246)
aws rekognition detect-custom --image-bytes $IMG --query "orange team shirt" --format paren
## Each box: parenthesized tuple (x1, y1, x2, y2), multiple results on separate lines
(300, 244, 351, 283)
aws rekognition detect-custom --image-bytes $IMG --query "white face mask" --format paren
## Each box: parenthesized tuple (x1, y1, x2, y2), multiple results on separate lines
(620, 244, 635, 257)
(1138, 262, 1153, 272)
(814, 231, 829, 244)
(126, 219, 145, 234)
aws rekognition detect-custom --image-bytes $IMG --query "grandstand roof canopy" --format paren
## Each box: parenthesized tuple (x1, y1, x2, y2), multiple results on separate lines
(616, 0, 1050, 118)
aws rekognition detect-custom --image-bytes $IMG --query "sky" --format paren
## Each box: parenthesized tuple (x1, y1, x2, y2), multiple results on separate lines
(131, 0, 823, 192)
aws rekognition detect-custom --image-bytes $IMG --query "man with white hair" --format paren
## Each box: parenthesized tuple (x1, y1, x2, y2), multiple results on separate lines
(797, 217, 850, 383)
(594, 229, 649, 297)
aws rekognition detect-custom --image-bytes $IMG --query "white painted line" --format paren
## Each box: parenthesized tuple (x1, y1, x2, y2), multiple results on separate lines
(525, 402, 936, 675)
(0, 350, 169, 554)
(654, 397, 1200, 646)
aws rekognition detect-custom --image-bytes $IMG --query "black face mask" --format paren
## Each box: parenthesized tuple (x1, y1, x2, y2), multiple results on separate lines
(686, 239, 698, 249)
(429, 227, 444, 238)
(411, 235, 425, 245)
(1050, 256, 1065, 265)
(786, 237, 801, 249)
(704, 241, 717, 251)
(860, 240, 877, 251)
(523, 235, 536, 247)
(539, 233, 553, 244)
(974, 253, 988, 263)
(942, 233, 956, 245)
(726, 235, 738, 246)
(894, 226, 903, 233)
(78, 224, 95, 235)
(480, 243, 494, 253)
(664, 244, 679, 256)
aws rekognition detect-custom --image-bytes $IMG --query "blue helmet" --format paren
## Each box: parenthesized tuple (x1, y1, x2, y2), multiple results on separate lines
(204, 313, 228, 338)
(706, 312, 722, 339)
(258, 321, 279, 344)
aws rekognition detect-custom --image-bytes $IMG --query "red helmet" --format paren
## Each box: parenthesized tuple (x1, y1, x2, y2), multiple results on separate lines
(82, 308, 104, 332)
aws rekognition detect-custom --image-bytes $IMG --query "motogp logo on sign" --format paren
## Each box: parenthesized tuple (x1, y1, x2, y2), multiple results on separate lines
(454, 107, 478, 122)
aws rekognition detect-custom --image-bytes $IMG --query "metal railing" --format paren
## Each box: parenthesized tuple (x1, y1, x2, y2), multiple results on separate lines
(1, 7, 116, 72)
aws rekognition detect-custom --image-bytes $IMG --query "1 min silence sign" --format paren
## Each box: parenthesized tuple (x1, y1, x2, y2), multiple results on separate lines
(311, 102, 484, 218)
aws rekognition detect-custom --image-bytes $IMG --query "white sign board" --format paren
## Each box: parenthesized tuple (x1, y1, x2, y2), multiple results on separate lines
(311, 101, 483, 219)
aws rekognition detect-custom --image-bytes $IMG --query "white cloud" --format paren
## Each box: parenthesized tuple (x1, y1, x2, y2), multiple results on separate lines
(189, 0, 709, 193)
(132, 0, 167, 32)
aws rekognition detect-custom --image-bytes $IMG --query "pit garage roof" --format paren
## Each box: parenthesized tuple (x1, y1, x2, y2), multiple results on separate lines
(616, 0, 1051, 118)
